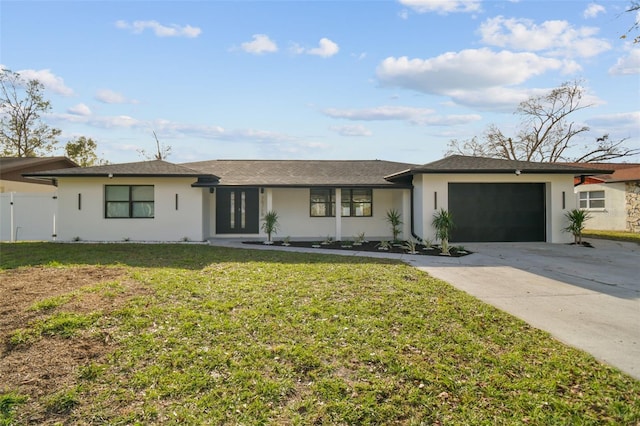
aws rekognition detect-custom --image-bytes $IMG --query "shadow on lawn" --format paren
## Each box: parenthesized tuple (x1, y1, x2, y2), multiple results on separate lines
(0, 242, 402, 270)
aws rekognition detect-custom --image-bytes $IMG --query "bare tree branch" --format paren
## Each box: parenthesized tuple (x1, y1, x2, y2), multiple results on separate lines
(446, 80, 637, 163)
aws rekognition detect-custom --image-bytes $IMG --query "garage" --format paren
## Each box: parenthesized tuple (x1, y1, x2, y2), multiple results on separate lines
(448, 183, 546, 242)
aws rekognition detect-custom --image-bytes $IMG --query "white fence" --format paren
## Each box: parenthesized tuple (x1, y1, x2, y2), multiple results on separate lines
(0, 192, 58, 242)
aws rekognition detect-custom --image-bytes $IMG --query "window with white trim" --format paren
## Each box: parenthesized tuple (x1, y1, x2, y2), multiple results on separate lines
(579, 190, 605, 209)
(105, 185, 154, 218)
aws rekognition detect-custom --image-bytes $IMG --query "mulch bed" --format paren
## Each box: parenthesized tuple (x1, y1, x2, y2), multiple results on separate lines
(243, 240, 472, 257)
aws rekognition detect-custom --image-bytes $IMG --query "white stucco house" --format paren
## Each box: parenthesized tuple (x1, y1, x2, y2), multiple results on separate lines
(573, 163, 640, 232)
(22, 155, 606, 244)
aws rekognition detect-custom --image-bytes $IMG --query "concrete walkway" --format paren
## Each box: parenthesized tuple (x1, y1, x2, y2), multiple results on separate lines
(209, 238, 640, 380)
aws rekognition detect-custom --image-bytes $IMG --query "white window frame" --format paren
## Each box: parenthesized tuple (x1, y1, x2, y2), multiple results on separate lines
(579, 190, 605, 210)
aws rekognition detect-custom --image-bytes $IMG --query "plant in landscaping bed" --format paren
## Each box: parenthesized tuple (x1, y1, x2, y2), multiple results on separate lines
(376, 240, 392, 251)
(563, 209, 592, 245)
(402, 238, 419, 254)
(386, 209, 403, 243)
(261, 210, 279, 244)
(321, 235, 334, 245)
(353, 232, 366, 246)
(432, 208, 454, 255)
(282, 236, 291, 246)
(421, 238, 433, 250)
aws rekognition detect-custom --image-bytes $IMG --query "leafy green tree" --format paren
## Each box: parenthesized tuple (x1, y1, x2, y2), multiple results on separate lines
(0, 69, 61, 157)
(65, 136, 100, 166)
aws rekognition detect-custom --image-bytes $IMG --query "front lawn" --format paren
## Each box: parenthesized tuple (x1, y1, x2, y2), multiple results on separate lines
(1, 243, 638, 424)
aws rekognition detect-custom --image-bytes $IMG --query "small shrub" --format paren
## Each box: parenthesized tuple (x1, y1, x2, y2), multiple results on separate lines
(261, 210, 279, 243)
(402, 238, 419, 254)
(564, 209, 592, 244)
(386, 209, 403, 242)
(377, 240, 391, 250)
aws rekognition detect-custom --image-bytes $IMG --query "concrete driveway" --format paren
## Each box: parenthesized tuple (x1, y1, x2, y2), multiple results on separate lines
(405, 239, 640, 380)
(212, 238, 640, 380)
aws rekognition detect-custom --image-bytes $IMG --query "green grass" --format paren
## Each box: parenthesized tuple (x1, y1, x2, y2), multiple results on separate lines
(583, 229, 640, 244)
(1, 242, 639, 424)
(0, 392, 28, 426)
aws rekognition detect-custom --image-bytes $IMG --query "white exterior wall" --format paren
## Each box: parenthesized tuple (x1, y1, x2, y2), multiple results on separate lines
(56, 177, 204, 242)
(574, 182, 626, 230)
(224, 187, 410, 241)
(0, 192, 58, 241)
(416, 173, 575, 243)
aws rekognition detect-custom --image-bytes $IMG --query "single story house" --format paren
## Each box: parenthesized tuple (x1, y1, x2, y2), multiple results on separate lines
(572, 163, 640, 232)
(23, 155, 607, 244)
(0, 157, 78, 193)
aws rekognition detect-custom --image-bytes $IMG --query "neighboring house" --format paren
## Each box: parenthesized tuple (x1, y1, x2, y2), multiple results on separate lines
(572, 163, 640, 232)
(0, 157, 78, 241)
(23, 155, 605, 243)
(0, 157, 78, 193)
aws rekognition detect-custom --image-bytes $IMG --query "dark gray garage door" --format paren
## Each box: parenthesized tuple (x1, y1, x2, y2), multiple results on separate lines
(448, 183, 545, 242)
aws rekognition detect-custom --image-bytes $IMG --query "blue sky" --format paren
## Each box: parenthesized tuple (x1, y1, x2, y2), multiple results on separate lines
(2, 0, 639, 164)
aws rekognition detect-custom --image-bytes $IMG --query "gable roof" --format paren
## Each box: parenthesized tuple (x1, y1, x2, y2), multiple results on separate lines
(23, 160, 216, 179)
(385, 155, 613, 181)
(183, 159, 418, 187)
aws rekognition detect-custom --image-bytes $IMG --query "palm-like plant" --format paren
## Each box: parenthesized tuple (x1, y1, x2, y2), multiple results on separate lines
(432, 209, 454, 255)
(261, 210, 279, 244)
(386, 209, 403, 243)
(564, 209, 591, 244)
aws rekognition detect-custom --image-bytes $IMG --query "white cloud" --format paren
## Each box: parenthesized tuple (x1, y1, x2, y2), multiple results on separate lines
(309, 38, 339, 57)
(609, 47, 640, 75)
(95, 89, 136, 104)
(583, 3, 605, 19)
(398, 0, 481, 14)
(329, 125, 373, 137)
(376, 49, 572, 95)
(587, 111, 640, 129)
(479, 16, 610, 58)
(115, 20, 201, 38)
(14, 68, 74, 96)
(325, 105, 434, 121)
(240, 34, 278, 55)
(292, 38, 339, 58)
(323, 105, 481, 126)
(67, 103, 91, 116)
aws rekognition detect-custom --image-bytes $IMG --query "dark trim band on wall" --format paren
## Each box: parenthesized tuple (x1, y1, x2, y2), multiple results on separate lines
(434, 192, 437, 210)
(78, 193, 82, 210)
(175, 194, 179, 210)
(562, 191, 566, 209)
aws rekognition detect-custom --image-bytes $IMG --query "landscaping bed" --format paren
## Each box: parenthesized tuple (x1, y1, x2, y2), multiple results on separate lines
(243, 240, 472, 257)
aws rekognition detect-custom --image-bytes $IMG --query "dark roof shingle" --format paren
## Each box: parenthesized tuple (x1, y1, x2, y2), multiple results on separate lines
(385, 155, 613, 181)
(183, 159, 417, 187)
(23, 160, 214, 178)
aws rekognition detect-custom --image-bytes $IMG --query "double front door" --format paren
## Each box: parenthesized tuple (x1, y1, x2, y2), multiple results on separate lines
(216, 188, 259, 234)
